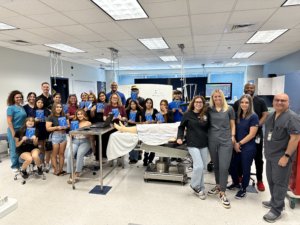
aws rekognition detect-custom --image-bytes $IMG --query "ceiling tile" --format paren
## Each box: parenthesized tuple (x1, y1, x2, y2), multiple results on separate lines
(40, 0, 94, 11)
(235, 0, 283, 10)
(139, 0, 188, 18)
(27, 27, 81, 43)
(1, 16, 45, 29)
(62, 8, 111, 24)
(189, 0, 236, 14)
(151, 16, 190, 29)
(0, 6, 19, 17)
(262, 7, 300, 29)
(191, 12, 230, 35)
(28, 13, 77, 26)
(2, 0, 56, 15)
(118, 20, 159, 38)
(55, 25, 97, 36)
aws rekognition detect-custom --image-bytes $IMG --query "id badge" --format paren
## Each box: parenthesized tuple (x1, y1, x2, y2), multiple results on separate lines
(267, 131, 272, 141)
(255, 136, 261, 144)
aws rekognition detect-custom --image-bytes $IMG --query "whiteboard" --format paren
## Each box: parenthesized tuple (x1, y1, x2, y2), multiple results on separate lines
(257, 76, 285, 95)
(118, 84, 173, 110)
(272, 76, 285, 95)
(73, 80, 97, 100)
(257, 78, 273, 95)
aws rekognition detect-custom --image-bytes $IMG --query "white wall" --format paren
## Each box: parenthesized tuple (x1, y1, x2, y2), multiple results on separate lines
(0, 46, 105, 133)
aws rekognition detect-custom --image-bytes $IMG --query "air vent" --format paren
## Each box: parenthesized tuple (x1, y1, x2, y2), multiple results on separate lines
(231, 24, 255, 31)
(9, 40, 33, 46)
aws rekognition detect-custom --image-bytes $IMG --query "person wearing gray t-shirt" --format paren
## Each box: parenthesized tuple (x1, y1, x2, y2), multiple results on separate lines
(262, 93, 300, 223)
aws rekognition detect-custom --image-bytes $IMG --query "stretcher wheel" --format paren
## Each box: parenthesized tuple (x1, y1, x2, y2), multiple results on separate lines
(289, 198, 296, 209)
(22, 180, 26, 185)
(144, 179, 148, 183)
(72, 186, 76, 190)
(93, 172, 96, 175)
(14, 177, 17, 180)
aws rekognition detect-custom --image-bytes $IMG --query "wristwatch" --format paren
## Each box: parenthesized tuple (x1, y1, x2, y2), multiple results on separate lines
(284, 153, 290, 158)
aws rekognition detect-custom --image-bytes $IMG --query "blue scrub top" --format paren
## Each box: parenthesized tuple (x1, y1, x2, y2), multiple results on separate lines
(236, 113, 259, 149)
(7, 105, 27, 129)
(168, 100, 187, 122)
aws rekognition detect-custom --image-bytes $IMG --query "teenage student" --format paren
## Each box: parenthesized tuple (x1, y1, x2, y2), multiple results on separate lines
(46, 103, 69, 176)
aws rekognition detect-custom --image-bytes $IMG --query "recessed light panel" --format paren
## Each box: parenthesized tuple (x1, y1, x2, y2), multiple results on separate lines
(95, 58, 112, 64)
(138, 38, 169, 50)
(246, 29, 288, 44)
(159, 56, 177, 62)
(0, 22, 17, 30)
(91, 0, 148, 20)
(232, 52, 255, 59)
(44, 44, 85, 53)
(282, 0, 300, 6)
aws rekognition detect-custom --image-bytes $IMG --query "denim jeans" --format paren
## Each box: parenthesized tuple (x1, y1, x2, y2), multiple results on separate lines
(129, 150, 139, 161)
(52, 132, 67, 144)
(188, 147, 208, 191)
(7, 128, 19, 169)
(66, 138, 91, 173)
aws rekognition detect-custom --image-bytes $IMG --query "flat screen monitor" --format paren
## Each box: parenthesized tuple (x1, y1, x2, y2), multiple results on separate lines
(205, 83, 232, 100)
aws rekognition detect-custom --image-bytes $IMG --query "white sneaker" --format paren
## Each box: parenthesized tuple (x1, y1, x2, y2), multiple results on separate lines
(12, 168, 19, 173)
(219, 193, 231, 209)
(199, 191, 206, 200)
(44, 164, 50, 173)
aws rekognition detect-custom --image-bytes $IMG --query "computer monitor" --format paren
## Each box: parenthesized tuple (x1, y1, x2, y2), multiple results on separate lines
(205, 83, 232, 100)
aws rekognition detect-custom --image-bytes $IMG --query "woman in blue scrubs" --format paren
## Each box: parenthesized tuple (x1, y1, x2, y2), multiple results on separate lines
(229, 94, 259, 199)
(6, 90, 27, 171)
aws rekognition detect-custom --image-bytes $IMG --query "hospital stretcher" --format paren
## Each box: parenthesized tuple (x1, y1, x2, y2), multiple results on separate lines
(140, 142, 189, 185)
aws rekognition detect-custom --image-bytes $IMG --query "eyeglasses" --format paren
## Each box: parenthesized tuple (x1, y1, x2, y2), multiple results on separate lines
(274, 99, 288, 103)
(194, 101, 203, 104)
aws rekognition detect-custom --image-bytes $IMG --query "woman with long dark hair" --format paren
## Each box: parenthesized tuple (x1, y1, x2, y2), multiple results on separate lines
(6, 90, 27, 171)
(228, 94, 259, 199)
(177, 96, 209, 200)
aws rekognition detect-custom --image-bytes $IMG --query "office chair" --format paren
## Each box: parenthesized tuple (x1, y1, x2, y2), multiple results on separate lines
(14, 157, 46, 185)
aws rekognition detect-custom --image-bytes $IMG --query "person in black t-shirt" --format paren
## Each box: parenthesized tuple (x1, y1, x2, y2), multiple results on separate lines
(14, 117, 43, 179)
(37, 82, 53, 110)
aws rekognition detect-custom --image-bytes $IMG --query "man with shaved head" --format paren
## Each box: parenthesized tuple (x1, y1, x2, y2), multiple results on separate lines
(262, 93, 300, 222)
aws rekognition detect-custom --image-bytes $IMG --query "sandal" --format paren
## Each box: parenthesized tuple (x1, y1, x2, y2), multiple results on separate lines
(67, 176, 78, 184)
(58, 170, 67, 176)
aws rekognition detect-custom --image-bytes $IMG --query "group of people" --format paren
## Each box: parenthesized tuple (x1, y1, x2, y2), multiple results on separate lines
(6, 80, 300, 223)
(112, 83, 300, 223)
(6, 81, 187, 181)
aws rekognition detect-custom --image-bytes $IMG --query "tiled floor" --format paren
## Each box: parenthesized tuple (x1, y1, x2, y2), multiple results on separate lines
(0, 156, 299, 225)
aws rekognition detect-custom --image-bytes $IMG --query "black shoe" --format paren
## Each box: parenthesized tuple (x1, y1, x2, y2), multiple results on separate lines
(227, 183, 241, 190)
(138, 152, 142, 160)
(143, 161, 148, 166)
(129, 160, 138, 164)
(21, 170, 29, 179)
(37, 166, 43, 175)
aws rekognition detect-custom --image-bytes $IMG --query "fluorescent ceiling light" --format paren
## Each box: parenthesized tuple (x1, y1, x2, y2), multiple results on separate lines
(282, 0, 300, 6)
(159, 56, 177, 62)
(232, 52, 255, 59)
(138, 37, 169, 50)
(44, 43, 85, 53)
(91, 0, 148, 20)
(0, 22, 17, 30)
(169, 65, 181, 69)
(246, 29, 288, 44)
(224, 62, 240, 67)
(95, 58, 111, 64)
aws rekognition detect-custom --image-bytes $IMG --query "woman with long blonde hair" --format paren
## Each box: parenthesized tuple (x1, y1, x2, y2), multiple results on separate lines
(207, 89, 236, 208)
